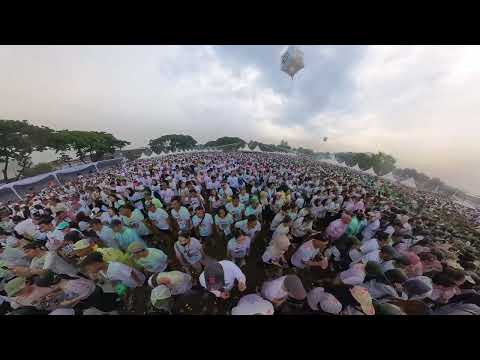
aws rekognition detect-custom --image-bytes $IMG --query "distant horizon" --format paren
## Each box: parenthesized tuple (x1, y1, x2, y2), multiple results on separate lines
(1, 45, 479, 194)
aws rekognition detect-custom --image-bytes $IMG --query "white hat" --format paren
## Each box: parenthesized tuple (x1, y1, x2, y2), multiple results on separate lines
(49, 308, 75, 316)
(307, 287, 342, 314)
(231, 294, 274, 315)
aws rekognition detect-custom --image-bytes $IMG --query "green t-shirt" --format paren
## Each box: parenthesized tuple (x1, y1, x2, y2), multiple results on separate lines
(346, 216, 361, 236)
(152, 198, 163, 209)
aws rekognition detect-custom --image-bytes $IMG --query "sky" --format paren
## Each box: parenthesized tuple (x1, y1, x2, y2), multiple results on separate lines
(0, 45, 479, 194)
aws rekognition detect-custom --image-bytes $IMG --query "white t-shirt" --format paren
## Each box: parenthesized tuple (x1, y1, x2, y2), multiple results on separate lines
(171, 206, 191, 233)
(105, 261, 145, 288)
(44, 251, 78, 277)
(96, 225, 118, 249)
(122, 209, 151, 237)
(160, 189, 175, 204)
(227, 236, 251, 258)
(192, 213, 214, 237)
(235, 220, 261, 239)
(291, 240, 320, 269)
(148, 208, 170, 230)
(261, 276, 288, 302)
(199, 260, 246, 293)
(270, 213, 285, 231)
(226, 203, 245, 222)
(215, 213, 234, 236)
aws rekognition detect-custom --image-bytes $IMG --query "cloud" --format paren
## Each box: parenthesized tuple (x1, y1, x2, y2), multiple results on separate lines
(0, 45, 479, 193)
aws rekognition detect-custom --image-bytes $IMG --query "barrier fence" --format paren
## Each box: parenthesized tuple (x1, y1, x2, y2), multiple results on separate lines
(0, 158, 124, 203)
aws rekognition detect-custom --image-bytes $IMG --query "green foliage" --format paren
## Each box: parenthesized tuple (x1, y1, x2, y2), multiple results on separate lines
(0, 119, 54, 181)
(149, 134, 197, 153)
(22, 162, 56, 178)
(205, 137, 245, 149)
(51, 130, 130, 163)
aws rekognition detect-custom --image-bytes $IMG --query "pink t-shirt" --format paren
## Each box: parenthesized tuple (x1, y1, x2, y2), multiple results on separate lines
(325, 219, 348, 242)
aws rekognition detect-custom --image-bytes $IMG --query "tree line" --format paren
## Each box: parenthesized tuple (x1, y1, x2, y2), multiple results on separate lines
(0, 119, 129, 182)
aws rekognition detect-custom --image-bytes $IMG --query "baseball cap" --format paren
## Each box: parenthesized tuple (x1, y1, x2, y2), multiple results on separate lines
(404, 276, 433, 300)
(375, 303, 406, 315)
(350, 286, 375, 315)
(150, 285, 172, 309)
(127, 241, 147, 254)
(307, 287, 342, 314)
(73, 239, 92, 251)
(231, 294, 274, 315)
(204, 262, 225, 291)
(284, 275, 307, 301)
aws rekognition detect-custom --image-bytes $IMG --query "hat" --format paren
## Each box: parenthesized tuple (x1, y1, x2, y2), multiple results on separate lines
(231, 294, 274, 315)
(375, 303, 406, 315)
(445, 259, 464, 270)
(127, 241, 147, 254)
(284, 275, 307, 300)
(385, 268, 408, 284)
(307, 287, 342, 314)
(381, 245, 402, 259)
(404, 276, 433, 299)
(73, 239, 91, 251)
(365, 261, 388, 281)
(204, 262, 225, 291)
(150, 285, 172, 309)
(5, 277, 26, 297)
(350, 286, 375, 315)
(56, 221, 70, 230)
(465, 275, 476, 284)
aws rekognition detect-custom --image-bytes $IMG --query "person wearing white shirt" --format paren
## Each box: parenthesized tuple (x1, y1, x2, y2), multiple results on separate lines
(214, 208, 234, 238)
(92, 219, 119, 249)
(192, 208, 214, 246)
(146, 202, 171, 233)
(199, 260, 246, 299)
(361, 212, 381, 241)
(234, 215, 261, 240)
(225, 197, 245, 222)
(119, 206, 151, 237)
(170, 197, 192, 234)
(291, 235, 329, 270)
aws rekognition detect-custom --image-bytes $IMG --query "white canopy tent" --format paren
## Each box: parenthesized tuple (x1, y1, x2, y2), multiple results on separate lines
(351, 164, 362, 172)
(382, 172, 397, 182)
(140, 152, 149, 160)
(252, 145, 262, 152)
(363, 168, 377, 176)
(400, 177, 417, 189)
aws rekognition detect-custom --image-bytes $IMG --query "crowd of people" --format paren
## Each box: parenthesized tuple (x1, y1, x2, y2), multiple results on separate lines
(1, 151, 480, 315)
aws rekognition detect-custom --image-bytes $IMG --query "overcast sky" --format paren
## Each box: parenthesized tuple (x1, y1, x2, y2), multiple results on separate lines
(0, 45, 479, 194)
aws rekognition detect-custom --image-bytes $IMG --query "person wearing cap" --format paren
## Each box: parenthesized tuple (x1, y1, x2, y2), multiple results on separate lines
(38, 219, 67, 251)
(150, 284, 174, 313)
(127, 241, 168, 274)
(261, 274, 307, 309)
(148, 270, 192, 296)
(91, 219, 118, 249)
(307, 287, 342, 315)
(174, 232, 205, 274)
(4, 276, 55, 311)
(339, 286, 376, 315)
(290, 233, 330, 270)
(119, 205, 151, 237)
(9, 243, 47, 278)
(231, 293, 274, 315)
(111, 219, 145, 252)
(199, 260, 247, 299)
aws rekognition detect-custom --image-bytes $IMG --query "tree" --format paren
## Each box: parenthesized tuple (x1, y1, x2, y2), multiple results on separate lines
(0, 119, 54, 182)
(204, 137, 245, 149)
(370, 152, 396, 176)
(22, 162, 56, 178)
(51, 130, 130, 163)
(278, 139, 291, 150)
(149, 134, 197, 153)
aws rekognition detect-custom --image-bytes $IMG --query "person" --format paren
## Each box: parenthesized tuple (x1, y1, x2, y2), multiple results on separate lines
(291, 213, 314, 244)
(146, 201, 171, 234)
(234, 215, 262, 241)
(262, 234, 290, 267)
(324, 212, 352, 242)
(291, 233, 330, 270)
(111, 219, 144, 251)
(307, 287, 343, 315)
(261, 274, 307, 309)
(227, 229, 251, 267)
(81, 251, 146, 289)
(231, 293, 274, 315)
(214, 207, 234, 239)
(170, 197, 192, 234)
(244, 197, 263, 220)
(199, 260, 246, 299)
(147, 270, 192, 296)
(119, 205, 151, 237)
(225, 196, 245, 223)
(238, 188, 250, 206)
(191, 207, 215, 246)
(174, 232, 205, 274)
(272, 216, 292, 240)
(91, 219, 118, 249)
(127, 241, 168, 274)
(361, 211, 381, 241)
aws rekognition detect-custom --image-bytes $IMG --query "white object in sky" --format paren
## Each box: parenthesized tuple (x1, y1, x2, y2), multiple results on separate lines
(400, 177, 417, 189)
(281, 46, 304, 79)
